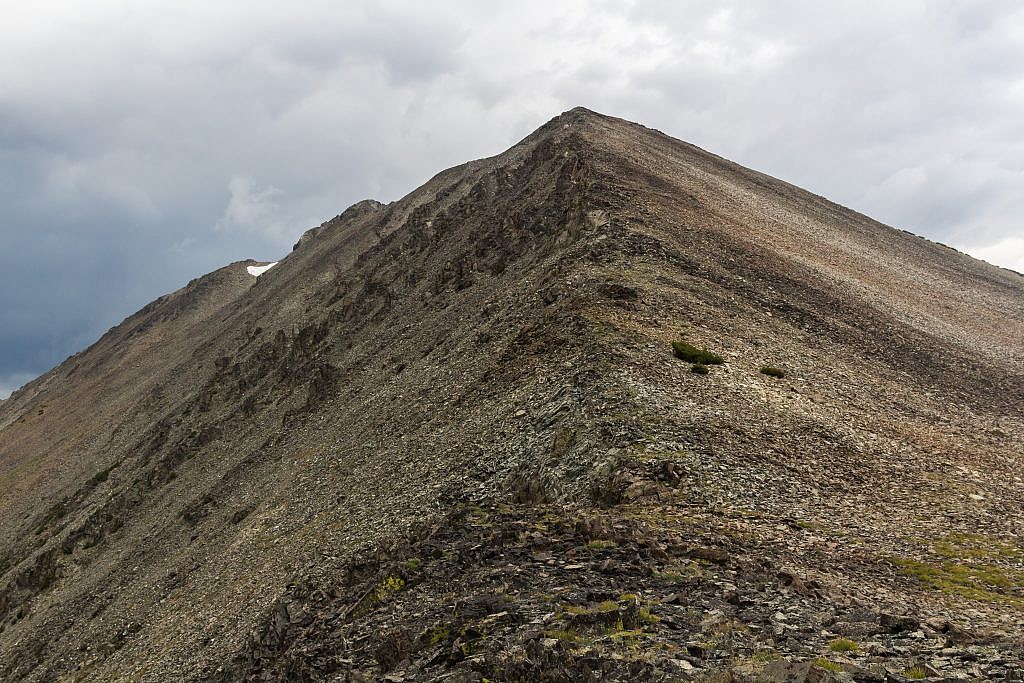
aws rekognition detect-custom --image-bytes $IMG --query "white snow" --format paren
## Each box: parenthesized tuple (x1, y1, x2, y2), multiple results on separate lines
(246, 261, 278, 277)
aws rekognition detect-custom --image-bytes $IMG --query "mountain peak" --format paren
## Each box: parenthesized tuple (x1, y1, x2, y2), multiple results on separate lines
(561, 104, 605, 120)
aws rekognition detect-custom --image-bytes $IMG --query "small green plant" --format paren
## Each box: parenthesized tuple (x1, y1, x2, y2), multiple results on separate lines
(828, 637, 858, 652)
(905, 665, 927, 679)
(672, 341, 724, 365)
(814, 657, 843, 673)
(760, 366, 785, 378)
(691, 363, 709, 375)
(375, 576, 405, 600)
(427, 624, 451, 645)
(402, 558, 422, 571)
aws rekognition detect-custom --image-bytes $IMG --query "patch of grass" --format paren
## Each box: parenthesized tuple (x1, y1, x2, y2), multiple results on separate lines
(653, 560, 705, 584)
(672, 341, 724, 365)
(828, 637, 859, 652)
(706, 619, 748, 636)
(905, 665, 927, 679)
(691, 363, 710, 375)
(814, 657, 843, 673)
(402, 558, 422, 571)
(932, 532, 1024, 563)
(751, 650, 782, 663)
(543, 628, 583, 643)
(607, 629, 648, 640)
(655, 570, 687, 584)
(586, 539, 617, 550)
(638, 607, 660, 624)
(760, 366, 785, 378)
(892, 556, 1023, 605)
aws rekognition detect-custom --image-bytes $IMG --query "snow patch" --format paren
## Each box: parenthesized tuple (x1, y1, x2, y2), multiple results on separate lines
(246, 262, 278, 277)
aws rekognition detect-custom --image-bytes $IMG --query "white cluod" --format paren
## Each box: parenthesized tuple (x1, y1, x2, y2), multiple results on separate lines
(246, 262, 278, 277)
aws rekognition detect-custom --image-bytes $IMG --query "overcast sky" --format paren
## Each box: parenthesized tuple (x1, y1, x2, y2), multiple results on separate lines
(2, 1, 1023, 398)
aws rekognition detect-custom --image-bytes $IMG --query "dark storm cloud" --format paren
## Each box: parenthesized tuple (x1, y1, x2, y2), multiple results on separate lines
(1, 0, 1022, 398)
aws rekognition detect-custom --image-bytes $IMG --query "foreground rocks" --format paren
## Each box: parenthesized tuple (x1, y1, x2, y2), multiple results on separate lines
(226, 494, 1023, 682)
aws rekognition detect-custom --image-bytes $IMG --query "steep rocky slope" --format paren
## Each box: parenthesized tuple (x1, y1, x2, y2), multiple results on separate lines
(0, 108, 1021, 682)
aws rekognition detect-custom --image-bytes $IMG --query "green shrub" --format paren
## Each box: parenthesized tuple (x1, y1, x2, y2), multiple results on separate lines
(672, 341, 724, 365)
(828, 637, 858, 652)
(691, 363, 710, 375)
(760, 366, 785, 378)
(814, 657, 843, 672)
(905, 666, 927, 679)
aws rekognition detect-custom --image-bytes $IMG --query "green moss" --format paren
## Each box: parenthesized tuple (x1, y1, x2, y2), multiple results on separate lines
(828, 637, 858, 652)
(402, 558, 422, 571)
(690, 363, 710, 375)
(760, 366, 785, 378)
(672, 341, 724, 365)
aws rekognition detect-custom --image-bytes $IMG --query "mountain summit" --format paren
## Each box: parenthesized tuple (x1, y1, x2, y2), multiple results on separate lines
(1, 109, 1022, 681)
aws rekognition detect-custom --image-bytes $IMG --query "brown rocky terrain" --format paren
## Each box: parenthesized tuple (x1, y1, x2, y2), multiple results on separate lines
(0, 107, 1021, 682)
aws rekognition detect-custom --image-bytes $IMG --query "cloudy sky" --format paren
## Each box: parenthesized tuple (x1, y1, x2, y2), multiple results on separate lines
(2, 0, 1023, 398)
